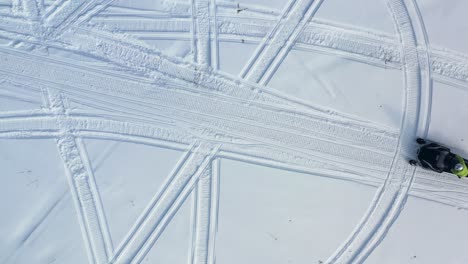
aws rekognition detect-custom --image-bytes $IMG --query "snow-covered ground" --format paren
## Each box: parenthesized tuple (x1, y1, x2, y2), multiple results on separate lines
(1, 0, 468, 263)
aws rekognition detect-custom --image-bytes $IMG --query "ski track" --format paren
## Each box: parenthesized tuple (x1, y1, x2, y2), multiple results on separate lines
(1, 0, 468, 263)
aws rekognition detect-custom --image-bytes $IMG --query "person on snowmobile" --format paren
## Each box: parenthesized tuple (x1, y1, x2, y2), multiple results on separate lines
(412, 138, 468, 178)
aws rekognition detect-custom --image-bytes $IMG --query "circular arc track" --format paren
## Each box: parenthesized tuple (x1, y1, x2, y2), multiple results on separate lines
(325, 0, 427, 263)
(0, 0, 438, 263)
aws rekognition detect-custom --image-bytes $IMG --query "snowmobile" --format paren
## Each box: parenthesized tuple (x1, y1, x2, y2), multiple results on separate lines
(409, 138, 468, 178)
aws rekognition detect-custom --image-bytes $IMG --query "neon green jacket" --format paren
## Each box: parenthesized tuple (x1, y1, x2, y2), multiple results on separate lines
(451, 155, 468, 178)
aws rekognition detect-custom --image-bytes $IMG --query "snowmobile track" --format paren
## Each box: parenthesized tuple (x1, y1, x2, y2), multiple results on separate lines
(327, 0, 428, 263)
(1, 0, 468, 263)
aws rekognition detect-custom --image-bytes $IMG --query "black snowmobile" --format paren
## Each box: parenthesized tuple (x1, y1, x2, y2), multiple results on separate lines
(409, 138, 468, 178)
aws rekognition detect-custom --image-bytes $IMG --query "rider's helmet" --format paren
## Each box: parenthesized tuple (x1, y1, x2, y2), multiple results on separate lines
(454, 163, 464, 172)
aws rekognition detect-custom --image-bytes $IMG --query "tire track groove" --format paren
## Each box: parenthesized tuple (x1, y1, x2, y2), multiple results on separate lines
(240, 0, 323, 84)
(44, 88, 111, 264)
(110, 142, 219, 264)
(207, 159, 219, 264)
(44, 0, 114, 38)
(0, 49, 397, 159)
(75, 137, 115, 258)
(0, 111, 390, 183)
(190, 161, 213, 264)
(259, 0, 324, 85)
(326, 0, 422, 262)
(2, 65, 393, 191)
(209, 0, 219, 69)
(12, 0, 22, 15)
(58, 25, 396, 127)
(192, 0, 211, 66)
(21, 0, 40, 20)
(1, 69, 395, 171)
(408, 0, 432, 141)
(1, 10, 468, 85)
(189, 2, 220, 263)
(4, 112, 468, 210)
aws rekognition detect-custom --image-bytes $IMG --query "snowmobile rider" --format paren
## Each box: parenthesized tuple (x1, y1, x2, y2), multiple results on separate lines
(417, 140, 468, 178)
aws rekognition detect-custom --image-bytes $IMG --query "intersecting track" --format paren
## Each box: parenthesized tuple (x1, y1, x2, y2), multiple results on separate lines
(13, 4, 115, 264)
(44, 87, 113, 264)
(1, 0, 468, 263)
(326, 0, 423, 263)
(84, 5, 468, 84)
(112, 142, 219, 264)
(3, 107, 468, 209)
(1, 9, 468, 84)
(190, 159, 218, 264)
(240, 0, 323, 85)
(190, 2, 220, 264)
(43, 0, 115, 38)
(0, 53, 403, 182)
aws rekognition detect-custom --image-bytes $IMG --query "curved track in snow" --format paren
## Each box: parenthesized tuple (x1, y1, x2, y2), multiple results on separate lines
(327, 0, 423, 263)
(1, 0, 468, 263)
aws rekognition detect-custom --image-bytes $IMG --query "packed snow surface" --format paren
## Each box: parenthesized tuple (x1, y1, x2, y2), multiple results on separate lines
(1, 0, 468, 263)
